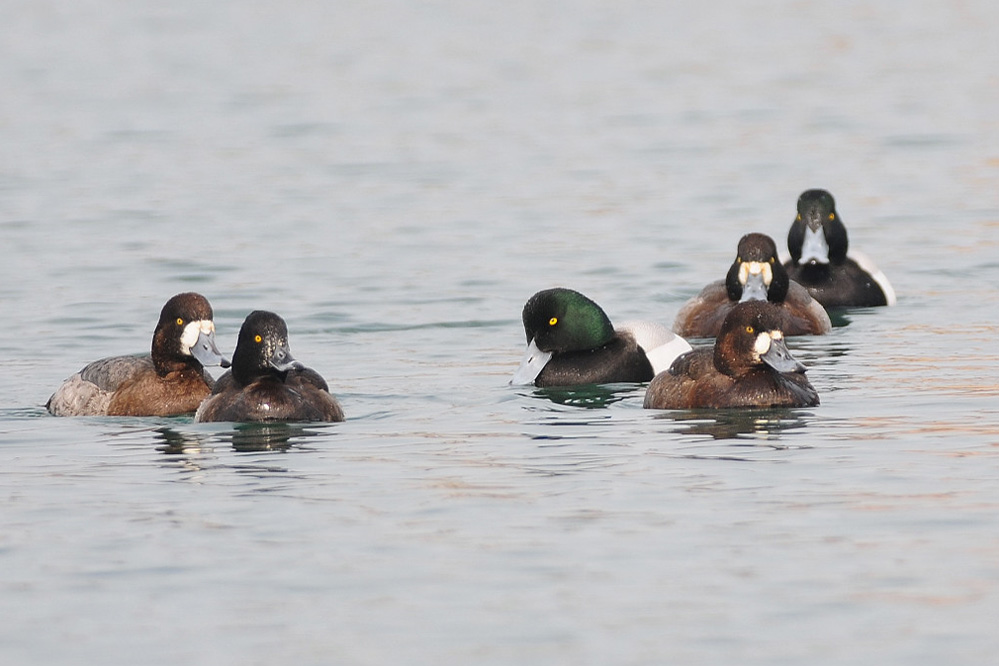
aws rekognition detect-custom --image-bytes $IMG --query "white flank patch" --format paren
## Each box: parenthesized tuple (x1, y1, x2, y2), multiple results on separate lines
(618, 320, 692, 374)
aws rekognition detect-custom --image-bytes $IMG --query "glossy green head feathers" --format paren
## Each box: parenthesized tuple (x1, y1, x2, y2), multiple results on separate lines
(521, 288, 616, 353)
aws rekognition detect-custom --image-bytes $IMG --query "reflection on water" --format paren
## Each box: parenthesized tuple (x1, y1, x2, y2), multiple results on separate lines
(653, 408, 814, 442)
(154, 426, 204, 454)
(524, 383, 642, 409)
(827, 309, 853, 328)
(153, 423, 331, 454)
(228, 422, 320, 452)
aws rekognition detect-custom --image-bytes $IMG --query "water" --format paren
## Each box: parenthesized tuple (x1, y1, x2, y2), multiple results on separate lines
(2, 0, 999, 663)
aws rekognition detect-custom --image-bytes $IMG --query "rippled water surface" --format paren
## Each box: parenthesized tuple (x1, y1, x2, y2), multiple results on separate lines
(2, 1, 999, 664)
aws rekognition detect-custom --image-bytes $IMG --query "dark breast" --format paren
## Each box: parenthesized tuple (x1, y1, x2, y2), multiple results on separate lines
(535, 336, 654, 387)
(197, 377, 344, 423)
(687, 370, 819, 408)
(106, 367, 214, 416)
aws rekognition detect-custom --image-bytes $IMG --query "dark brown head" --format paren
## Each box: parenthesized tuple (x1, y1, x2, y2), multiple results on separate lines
(713, 301, 806, 377)
(230, 310, 303, 386)
(788, 189, 849, 266)
(724, 233, 790, 303)
(150, 292, 229, 376)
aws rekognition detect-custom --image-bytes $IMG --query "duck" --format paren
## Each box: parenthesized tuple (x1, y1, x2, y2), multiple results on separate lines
(644, 300, 819, 409)
(673, 232, 831, 338)
(784, 189, 896, 307)
(46, 292, 229, 416)
(195, 310, 344, 423)
(511, 287, 691, 387)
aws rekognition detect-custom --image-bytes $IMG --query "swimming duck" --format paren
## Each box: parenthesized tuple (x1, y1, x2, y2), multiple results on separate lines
(46, 292, 229, 416)
(511, 287, 691, 387)
(784, 189, 896, 307)
(195, 310, 344, 422)
(673, 232, 831, 337)
(644, 300, 819, 409)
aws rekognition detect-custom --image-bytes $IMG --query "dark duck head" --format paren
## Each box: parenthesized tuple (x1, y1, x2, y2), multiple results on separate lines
(230, 310, 303, 386)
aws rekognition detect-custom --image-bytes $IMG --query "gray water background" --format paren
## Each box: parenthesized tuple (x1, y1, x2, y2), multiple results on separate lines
(2, 1, 999, 663)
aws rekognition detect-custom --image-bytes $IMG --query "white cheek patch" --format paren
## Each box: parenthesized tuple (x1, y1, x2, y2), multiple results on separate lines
(749, 261, 774, 287)
(753, 332, 773, 357)
(739, 261, 774, 286)
(179, 320, 213, 355)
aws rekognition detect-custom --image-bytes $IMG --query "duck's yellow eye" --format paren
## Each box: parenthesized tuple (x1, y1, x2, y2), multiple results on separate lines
(254, 334, 262, 343)
(745, 325, 754, 334)
(736, 256, 742, 263)
(796, 214, 802, 221)
(769, 257, 775, 263)
(549, 317, 558, 326)
(176, 318, 184, 326)
(828, 213, 835, 221)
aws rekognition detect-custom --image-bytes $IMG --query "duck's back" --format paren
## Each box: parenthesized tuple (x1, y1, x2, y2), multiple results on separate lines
(785, 259, 889, 308)
(616, 320, 692, 374)
(47, 354, 153, 416)
(643, 349, 716, 408)
(672, 280, 732, 338)
(674, 280, 830, 337)
(781, 281, 832, 334)
(48, 354, 216, 417)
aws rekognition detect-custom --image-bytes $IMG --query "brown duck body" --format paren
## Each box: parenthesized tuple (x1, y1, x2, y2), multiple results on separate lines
(648, 301, 820, 410)
(673, 279, 830, 338)
(644, 347, 818, 409)
(105, 362, 215, 416)
(673, 232, 831, 338)
(46, 293, 227, 417)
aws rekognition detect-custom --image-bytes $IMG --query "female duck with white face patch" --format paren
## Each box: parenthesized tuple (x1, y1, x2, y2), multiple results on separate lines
(511, 287, 691, 387)
(784, 189, 896, 308)
(46, 292, 230, 416)
(645, 300, 819, 409)
(673, 232, 831, 338)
